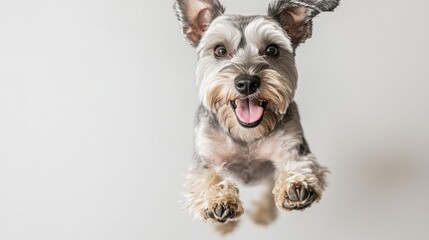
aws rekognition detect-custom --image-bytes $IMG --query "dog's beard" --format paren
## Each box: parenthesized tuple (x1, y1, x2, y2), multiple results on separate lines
(217, 103, 278, 142)
(200, 67, 296, 142)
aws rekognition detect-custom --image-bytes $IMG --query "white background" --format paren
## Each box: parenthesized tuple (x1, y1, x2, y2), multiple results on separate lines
(1, 0, 428, 239)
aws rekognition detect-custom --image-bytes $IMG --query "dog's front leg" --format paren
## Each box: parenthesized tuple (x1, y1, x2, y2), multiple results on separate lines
(182, 164, 243, 224)
(272, 140, 329, 211)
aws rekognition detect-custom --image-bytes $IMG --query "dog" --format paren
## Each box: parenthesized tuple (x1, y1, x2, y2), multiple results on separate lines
(173, 0, 339, 234)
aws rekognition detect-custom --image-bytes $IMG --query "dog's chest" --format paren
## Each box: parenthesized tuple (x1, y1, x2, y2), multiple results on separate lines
(210, 134, 278, 184)
(196, 123, 279, 164)
(196, 121, 289, 184)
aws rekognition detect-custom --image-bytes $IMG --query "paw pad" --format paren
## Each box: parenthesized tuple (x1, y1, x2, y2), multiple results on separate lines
(205, 203, 238, 223)
(283, 183, 317, 210)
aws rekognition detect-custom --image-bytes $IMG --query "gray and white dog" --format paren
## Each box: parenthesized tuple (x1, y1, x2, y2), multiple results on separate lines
(173, 0, 339, 233)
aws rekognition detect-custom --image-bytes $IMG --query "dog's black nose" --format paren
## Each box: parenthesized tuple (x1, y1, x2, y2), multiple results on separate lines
(234, 74, 261, 95)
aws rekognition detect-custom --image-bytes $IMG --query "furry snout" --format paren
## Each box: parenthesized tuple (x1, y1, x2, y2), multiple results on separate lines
(234, 74, 261, 95)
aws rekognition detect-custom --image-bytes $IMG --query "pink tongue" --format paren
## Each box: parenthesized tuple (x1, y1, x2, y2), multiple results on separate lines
(235, 99, 264, 124)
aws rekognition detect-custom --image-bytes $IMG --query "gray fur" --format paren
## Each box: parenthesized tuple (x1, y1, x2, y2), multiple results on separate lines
(268, 0, 340, 46)
(194, 101, 308, 185)
(174, 0, 339, 229)
(268, 0, 340, 18)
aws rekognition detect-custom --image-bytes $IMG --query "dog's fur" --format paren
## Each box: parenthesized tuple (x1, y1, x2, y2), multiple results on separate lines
(174, 0, 339, 234)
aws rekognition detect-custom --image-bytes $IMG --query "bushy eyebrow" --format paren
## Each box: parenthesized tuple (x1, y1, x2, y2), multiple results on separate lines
(244, 17, 293, 53)
(197, 17, 242, 54)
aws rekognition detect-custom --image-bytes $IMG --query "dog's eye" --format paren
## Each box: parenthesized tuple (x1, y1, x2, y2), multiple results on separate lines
(265, 45, 279, 57)
(214, 45, 228, 58)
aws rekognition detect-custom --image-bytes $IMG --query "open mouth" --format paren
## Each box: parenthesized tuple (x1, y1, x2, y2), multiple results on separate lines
(231, 99, 268, 128)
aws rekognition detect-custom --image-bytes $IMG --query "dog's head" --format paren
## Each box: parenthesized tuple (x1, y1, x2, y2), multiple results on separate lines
(174, 0, 339, 142)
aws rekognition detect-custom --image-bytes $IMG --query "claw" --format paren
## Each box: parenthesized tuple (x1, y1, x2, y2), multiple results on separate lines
(299, 187, 309, 201)
(282, 183, 317, 211)
(215, 204, 224, 218)
(288, 187, 299, 201)
(221, 208, 231, 219)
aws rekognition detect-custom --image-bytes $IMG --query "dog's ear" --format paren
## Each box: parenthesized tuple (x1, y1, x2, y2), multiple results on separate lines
(268, 0, 339, 47)
(174, 0, 225, 47)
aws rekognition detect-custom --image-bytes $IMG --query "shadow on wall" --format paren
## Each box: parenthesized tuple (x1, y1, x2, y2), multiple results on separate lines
(350, 149, 425, 205)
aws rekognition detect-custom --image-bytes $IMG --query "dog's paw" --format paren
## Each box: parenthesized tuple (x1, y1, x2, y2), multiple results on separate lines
(204, 202, 242, 223)
(201, 180, 244, 223)
(274, 175, 322, 211)
(281, 182, 317, 210)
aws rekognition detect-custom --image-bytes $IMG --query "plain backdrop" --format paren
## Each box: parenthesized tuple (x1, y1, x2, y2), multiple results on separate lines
(1, 0, 428, 239)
